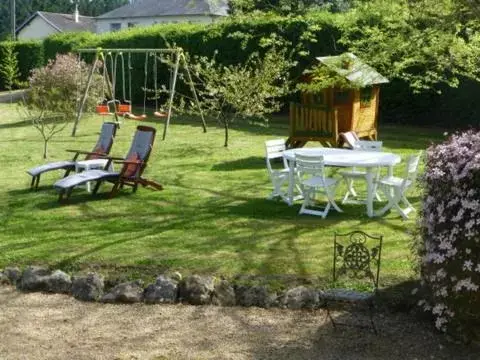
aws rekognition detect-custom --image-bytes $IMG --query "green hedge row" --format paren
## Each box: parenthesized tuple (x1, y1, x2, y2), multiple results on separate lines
(3, 12, 480, 128)
(0, 41, 43, 90)
(42, 13, 341, 104)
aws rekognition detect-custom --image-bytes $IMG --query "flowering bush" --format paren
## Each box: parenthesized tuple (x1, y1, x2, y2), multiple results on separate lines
(418, 130, 480, 339)
(28, 53, 102, 115)
(25, 53, 102, 158)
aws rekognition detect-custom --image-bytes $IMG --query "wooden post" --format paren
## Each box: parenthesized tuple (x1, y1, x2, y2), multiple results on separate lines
(181, 53, 207, 134)
(162, 51, 181, 140)
(72, 53, 99, 137)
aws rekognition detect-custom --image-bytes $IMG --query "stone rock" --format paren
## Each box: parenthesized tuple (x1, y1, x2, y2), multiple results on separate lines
(17, 266, 71, 293)
(169, 271, 182, 283)
(179, 275, 214, 305)
(46, 270, 72, 293)
(71, 273, 104, 301)
(319, 288, 373, 302)
(0, 271, 9, 285)
(283, 286, 319, 309)
(4, 267, 22, 285)
(235, 285, 274, 308)
(101, 280, 144, 303)
(212, 280, 236, 306)
(144, 275, 178, 304)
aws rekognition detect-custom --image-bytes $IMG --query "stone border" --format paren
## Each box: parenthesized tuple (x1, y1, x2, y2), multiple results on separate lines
(0, 266, 384, 310)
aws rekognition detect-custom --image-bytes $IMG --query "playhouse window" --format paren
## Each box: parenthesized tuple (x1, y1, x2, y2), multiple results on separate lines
(313, 93, 324, 105)
(334, 90, 350, 105)
(360, 87, 374, 107)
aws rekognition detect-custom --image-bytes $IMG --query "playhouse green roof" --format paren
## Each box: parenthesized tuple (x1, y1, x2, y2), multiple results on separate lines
(316, 53, 389, 87)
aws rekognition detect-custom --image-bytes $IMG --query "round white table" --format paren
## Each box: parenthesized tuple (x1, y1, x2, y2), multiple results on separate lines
(282, 147, 401, 217)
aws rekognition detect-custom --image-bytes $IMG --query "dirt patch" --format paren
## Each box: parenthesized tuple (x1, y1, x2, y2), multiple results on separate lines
(0, 286, 477, 360)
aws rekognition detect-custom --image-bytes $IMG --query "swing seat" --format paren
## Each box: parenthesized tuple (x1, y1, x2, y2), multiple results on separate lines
(96, 105, 111, 115)
(153, 111, 168, 118)
(116, 103, 132, 115)
(125, 113, 147, 121)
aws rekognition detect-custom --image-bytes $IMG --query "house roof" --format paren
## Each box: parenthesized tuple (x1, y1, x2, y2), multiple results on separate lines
(16, 11, 95, 35)
(97, 0, 229, 19)
(316, 53, 389, 87)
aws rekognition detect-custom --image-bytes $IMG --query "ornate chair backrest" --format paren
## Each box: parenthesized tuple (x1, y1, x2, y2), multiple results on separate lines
(265, 139, 288, 174)
(296, 154, 326, 183)
(354, 140, 383, 152)
(401, 151, 422, 190)
(333, 231, 383, 291)
(339, 131, 360, 149)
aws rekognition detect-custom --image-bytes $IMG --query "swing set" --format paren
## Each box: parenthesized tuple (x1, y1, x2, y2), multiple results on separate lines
(72, 48, 207, 140)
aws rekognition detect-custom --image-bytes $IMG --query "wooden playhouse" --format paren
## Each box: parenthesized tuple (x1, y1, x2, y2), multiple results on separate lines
(287, 53, 389, 148)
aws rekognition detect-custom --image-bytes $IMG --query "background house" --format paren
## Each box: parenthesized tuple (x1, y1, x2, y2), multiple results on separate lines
(96, 0, 229, 33)
(16, 9, 95, 40)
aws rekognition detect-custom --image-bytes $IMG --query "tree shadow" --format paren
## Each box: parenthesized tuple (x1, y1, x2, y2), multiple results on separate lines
(211, 156, 266, 171)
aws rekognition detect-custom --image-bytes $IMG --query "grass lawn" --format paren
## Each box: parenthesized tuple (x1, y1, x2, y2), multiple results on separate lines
(0, 103, 444, 289)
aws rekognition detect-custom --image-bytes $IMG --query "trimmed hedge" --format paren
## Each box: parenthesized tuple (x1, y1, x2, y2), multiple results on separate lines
(0, 40, 43, 90)
(3, 12, 480, 127)
(42, 13, 341, 103)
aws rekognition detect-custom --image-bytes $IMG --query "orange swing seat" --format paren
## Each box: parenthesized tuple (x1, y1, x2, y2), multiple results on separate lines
(116, 103, 132, 115)
(153, 111, 168, 118)
(125, 113, 147, 121)
(96, 104, 113, 116)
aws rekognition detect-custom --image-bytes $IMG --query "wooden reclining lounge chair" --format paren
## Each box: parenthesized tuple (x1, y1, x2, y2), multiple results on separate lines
(27, 122, 117, 189)
(54, 125, 162, 202)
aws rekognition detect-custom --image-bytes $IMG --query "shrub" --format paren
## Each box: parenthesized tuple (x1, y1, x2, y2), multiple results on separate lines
(28, 53, 102, 115)
(26, 53, 103, 157)
(0, 41, 20, 92)
(418, 130, 480, 340)
(0, 41, 44, 89)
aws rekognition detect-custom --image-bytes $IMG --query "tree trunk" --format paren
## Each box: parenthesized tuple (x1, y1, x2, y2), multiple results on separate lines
(223, 118, 229, 147)
(43, 141, 48, 159)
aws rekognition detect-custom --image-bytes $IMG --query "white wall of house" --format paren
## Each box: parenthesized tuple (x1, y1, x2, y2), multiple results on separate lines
(17, 17, 59, 40)
(96, 15, 217, 34)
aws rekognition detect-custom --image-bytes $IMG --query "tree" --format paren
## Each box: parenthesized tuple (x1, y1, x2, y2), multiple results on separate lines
(190, 48, 292, 147)
(0, 41, 20, 98)
(337, 0, 480, 93)
(230, 0, 353, 14)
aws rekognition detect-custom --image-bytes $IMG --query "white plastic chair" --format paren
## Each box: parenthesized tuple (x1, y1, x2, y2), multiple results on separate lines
(340, 140, 383, 204)
(339, 131, 360, 149)
(265, 139, 290, 201)
(376, 152, 422, 220)
(296, 154, 342, 218)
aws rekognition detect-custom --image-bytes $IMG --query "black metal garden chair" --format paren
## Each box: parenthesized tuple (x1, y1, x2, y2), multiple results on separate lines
(321, 230, 383, 334)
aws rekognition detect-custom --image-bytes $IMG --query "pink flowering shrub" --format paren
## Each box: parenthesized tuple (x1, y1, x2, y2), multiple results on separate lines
(419, 130, 480, 339)
(28, 53, 102, 115)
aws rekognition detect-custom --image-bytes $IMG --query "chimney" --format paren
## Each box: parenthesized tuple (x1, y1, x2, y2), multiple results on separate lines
(74, 4, 79, 23)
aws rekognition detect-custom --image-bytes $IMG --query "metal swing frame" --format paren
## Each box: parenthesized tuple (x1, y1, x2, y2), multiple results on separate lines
(72, 48, 207, 140)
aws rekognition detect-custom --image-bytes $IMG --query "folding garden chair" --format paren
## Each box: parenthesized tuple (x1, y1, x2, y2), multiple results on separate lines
(321, 231, 383, 334)
(340, 140, 383, 204)
(27, 122, 117, 189)
(296, 154, 342, 218)
(265, 139, 290, 201)
(376, 152, 422, 219)
(338, 131, 360, 149)
(54, 125, 162, 202)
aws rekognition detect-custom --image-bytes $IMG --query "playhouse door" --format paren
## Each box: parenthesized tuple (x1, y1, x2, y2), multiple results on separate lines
(333, 90, 353, 133)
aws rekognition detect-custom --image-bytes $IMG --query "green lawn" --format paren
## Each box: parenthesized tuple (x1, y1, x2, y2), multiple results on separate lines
(0, 103, 444, 288)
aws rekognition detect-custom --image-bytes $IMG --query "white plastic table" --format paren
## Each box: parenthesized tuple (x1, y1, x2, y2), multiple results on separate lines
(283, 147, 401, 217)
(75, 159, 112, 192)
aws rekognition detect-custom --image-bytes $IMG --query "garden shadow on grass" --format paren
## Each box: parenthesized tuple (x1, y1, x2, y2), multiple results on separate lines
(211, 156, 266, 171)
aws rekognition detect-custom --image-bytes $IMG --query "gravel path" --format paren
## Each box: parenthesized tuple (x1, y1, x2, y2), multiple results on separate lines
(0, 286, 477, 360)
